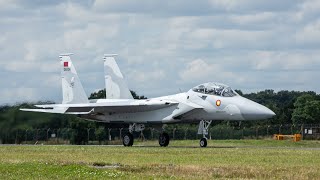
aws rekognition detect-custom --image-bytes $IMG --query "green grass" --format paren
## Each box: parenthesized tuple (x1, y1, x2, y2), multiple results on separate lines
(1, 140, 320, 179)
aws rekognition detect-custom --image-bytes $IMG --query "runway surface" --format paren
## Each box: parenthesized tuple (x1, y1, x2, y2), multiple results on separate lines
(1, 144, 320, 150)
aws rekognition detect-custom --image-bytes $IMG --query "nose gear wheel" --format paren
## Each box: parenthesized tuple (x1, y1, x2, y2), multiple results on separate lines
(200, 138, 207, 147)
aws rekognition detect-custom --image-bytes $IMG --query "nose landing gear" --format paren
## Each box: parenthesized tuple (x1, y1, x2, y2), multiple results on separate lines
(198, 120, 212, 147)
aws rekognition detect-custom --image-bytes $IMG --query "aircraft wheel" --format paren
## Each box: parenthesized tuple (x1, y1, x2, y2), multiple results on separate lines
(159, 133, 170, 147)
(200, 138, 207, 147)
(123, 133, 134, 146)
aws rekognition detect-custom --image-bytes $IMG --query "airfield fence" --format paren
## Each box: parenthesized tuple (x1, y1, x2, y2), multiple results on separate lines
(1, 124, 319, 144)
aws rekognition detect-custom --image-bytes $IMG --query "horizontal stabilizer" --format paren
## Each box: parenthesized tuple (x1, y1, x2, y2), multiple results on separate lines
(20, 107, 68, 114)
(24, 99, 179, 114)
(60, 53, 74, 56)
(104, 54, 118, 57)
(20, 106, 94, 115)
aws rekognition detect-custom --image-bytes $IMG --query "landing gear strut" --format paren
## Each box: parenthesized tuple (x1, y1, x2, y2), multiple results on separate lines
(198, 120, 212, 147)
(159, 132, 170, 147)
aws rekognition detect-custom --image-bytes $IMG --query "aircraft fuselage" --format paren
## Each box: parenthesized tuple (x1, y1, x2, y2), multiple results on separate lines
(81, 89, 275, 124)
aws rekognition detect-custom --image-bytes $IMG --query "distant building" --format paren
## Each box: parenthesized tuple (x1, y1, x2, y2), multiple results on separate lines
(303, 124, 320, 140)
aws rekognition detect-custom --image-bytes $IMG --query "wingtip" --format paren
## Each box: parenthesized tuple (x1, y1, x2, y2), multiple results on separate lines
(103, 54, 118, 58)
(59, 53, 74, 57)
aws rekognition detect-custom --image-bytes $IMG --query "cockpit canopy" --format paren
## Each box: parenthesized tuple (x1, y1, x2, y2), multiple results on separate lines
(192, 82, 237, 97)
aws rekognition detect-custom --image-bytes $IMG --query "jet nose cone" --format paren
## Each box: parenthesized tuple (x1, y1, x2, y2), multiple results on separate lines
(239, 97, 276, 120)
(260, 106, 276, 119)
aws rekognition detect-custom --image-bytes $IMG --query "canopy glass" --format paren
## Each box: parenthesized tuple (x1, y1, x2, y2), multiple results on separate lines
(192, 82, 237, 97)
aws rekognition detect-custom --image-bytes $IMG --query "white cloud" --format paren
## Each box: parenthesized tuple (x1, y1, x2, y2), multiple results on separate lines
(180, 59, 215, 81)
(295, 20, 320, 45)
(64, 23, 119, 50)
(128, 69, 166, 83)
(230, 12, 276, 25)
(3, 60, 60, 73)
(179, 59, 236, 82)
(24, 42, 39, 61)
(0, 0, 320, 104)
(43, 74, 60, 88)
(0, 0, 19, 10)
(184, 28, 273, 50)
(295, 0, 320, 21)
(208, 0, 238, 11)
(248, 51, 320, 70)
(0, 88, 37, 104)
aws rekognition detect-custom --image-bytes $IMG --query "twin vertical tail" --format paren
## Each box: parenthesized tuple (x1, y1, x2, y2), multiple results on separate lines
(103, 54, 133, 99)
(60, 53, 89, 104)
(59, 53, 131, 104)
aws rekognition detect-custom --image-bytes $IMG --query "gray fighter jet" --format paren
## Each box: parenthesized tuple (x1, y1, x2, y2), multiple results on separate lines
(21, 54, 275, 147)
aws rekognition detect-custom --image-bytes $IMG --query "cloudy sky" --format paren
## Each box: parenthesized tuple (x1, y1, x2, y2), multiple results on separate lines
(1, 0, 320, 104)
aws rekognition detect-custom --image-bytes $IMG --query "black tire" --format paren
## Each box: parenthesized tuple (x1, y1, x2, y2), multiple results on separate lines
(200, 138, 207, 147)
(159, 132, 170, 147)
(123, 133, 134, 146)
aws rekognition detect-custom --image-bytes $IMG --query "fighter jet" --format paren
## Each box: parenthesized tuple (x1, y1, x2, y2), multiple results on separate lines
(20, 54, 275, 147)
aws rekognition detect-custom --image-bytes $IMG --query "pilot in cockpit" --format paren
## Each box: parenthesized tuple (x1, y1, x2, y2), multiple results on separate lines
(192, 82, 237, 97)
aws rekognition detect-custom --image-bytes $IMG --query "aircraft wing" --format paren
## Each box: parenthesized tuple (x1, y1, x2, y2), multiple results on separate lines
(20, 99, 179, 115)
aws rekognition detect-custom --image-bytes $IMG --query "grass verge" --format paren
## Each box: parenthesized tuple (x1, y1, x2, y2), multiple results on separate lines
(0, 140, 320, 179)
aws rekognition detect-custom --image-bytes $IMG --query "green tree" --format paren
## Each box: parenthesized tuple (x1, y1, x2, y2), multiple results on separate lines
(69, 118, 95, 145)
(89, 89, 106, 99)
(95, 127, 106, 144)
(89, 89, 147, 99)
(292, 94, 320, 124)
(234, 89, 243, 96)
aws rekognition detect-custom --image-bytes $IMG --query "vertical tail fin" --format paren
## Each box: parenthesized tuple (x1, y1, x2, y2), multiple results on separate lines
(103, 54, 133, 99)
(60, 53, 89, 104)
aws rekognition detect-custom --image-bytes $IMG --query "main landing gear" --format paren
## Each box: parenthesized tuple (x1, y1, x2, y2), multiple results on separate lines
(123, 123, 145, 147)
(123, 124, 136, 146)
(198, 120, 212, 147)
(123, 133, 134, 146)
(122, 123, 171, 147)
(159, 132, 170, 147)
